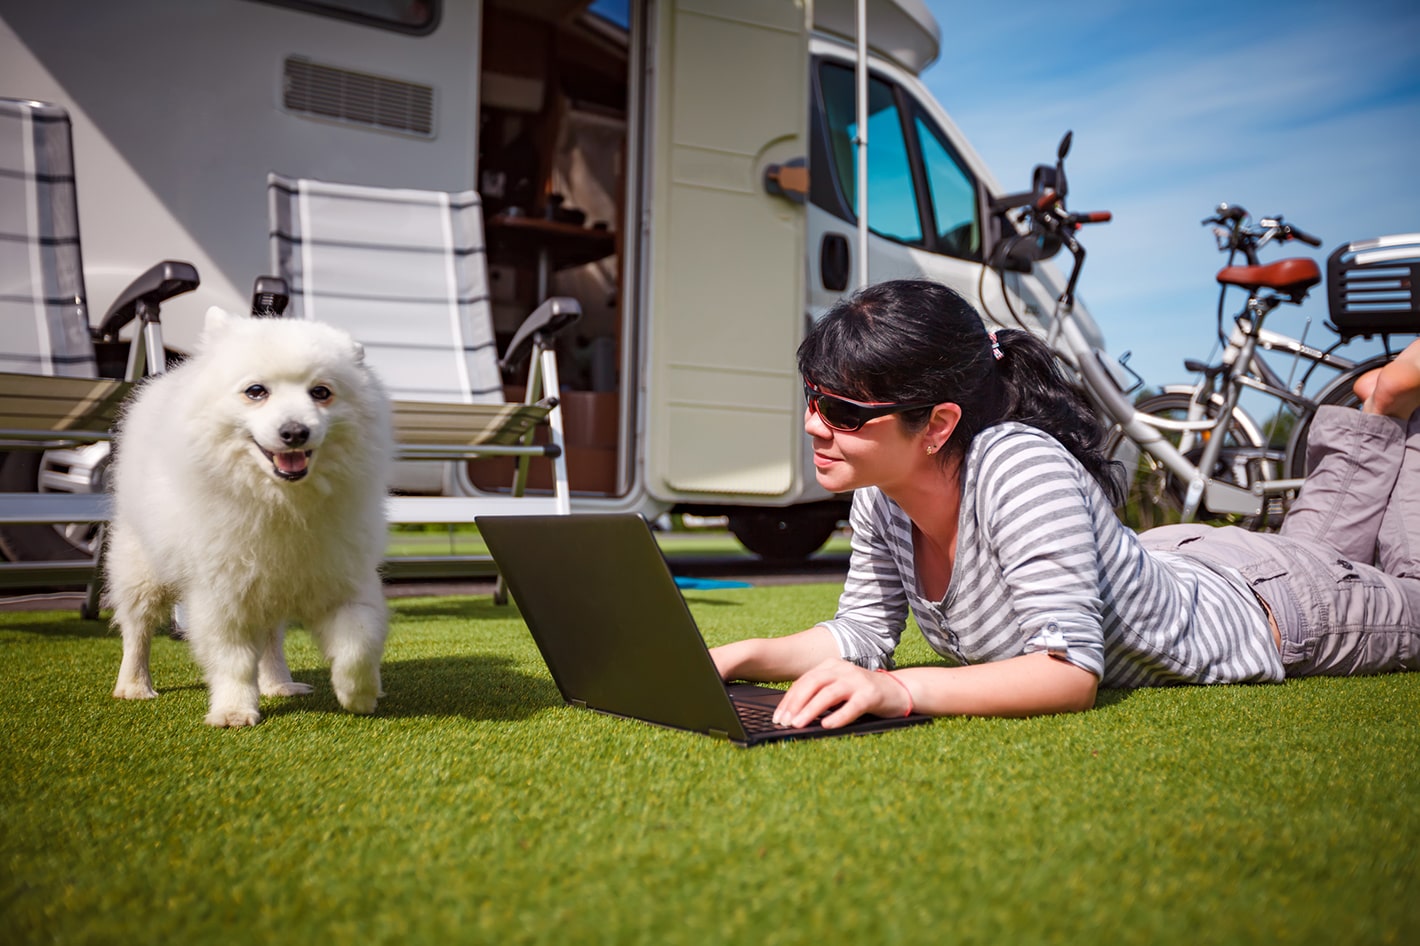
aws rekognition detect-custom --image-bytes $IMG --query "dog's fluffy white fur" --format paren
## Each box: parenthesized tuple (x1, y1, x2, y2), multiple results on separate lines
(108, 307, 394, 727)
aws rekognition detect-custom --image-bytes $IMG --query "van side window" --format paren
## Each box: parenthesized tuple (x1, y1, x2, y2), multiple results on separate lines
(818, 63, 924, 246)
(913, 110, 981, 259)
(246, 0, 438, 34)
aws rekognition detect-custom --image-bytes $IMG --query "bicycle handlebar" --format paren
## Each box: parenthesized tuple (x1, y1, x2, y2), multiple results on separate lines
(1071, 210, 1113, 225)
(1204, 206, 1323, 263)
(986, 133, 1110, 311)
(1284, 224, 1322, 247)
(1202, 203, 1248, 226)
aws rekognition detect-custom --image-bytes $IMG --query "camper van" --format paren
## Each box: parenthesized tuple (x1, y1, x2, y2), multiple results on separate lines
(1, 0, 1104, 562)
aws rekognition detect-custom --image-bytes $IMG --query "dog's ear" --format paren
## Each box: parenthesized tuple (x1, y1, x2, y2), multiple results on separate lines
(200, 305, 237, 345)
(352, 341, 367, 364)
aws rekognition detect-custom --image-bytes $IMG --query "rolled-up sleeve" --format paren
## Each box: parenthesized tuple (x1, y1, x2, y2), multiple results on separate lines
(818, 490, 908, 669)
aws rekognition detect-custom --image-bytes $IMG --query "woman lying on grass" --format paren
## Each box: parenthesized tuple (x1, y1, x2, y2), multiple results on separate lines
(710, 279, 1420, 724)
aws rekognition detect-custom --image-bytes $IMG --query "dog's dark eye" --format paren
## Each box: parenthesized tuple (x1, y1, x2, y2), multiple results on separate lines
(244, 384, 268, 401)
(310, 385, 333, 403)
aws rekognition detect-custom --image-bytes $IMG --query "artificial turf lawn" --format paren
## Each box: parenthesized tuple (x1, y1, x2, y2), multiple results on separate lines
(2, 584, 1417, 945)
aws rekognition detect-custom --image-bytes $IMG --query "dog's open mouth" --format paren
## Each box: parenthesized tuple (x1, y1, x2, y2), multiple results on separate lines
(256, 443, 313, 482)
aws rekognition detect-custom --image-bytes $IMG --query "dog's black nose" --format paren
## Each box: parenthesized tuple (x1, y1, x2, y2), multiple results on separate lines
(278, 422, 310, 447)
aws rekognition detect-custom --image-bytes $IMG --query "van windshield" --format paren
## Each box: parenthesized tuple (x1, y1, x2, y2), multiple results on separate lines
(817, 61, 981, 261)
(819, 63, 923, 245)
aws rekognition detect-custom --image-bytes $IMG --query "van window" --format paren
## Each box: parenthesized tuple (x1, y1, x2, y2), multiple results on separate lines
(247, 0, 438, 34)
(914, 111, 981, 259)
(586, 0, 629, 28)
(819, 63, 923, 245)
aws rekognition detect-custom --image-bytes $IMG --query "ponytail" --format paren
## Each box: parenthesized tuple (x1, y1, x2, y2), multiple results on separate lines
(994, 329, 1123, 504)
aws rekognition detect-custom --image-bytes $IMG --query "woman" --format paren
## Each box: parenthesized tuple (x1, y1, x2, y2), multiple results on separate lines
(709, 279, 1420, 725)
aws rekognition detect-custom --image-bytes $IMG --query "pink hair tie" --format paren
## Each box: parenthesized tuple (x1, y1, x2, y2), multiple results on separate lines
(988, 331, 1004, 361)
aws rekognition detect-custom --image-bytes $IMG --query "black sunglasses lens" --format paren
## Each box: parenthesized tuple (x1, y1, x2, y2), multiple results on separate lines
(813, 393, 863, 430)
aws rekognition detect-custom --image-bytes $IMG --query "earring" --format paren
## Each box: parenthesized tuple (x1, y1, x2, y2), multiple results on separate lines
(926, 443, 938, 456)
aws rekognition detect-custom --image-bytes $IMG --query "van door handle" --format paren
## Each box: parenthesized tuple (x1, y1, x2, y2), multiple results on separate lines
(821, 234, 849, 291)
(764, 157, 808, 203)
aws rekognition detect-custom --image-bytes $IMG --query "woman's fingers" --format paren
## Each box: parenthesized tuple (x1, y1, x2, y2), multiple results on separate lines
(773, 659, 876, 729)
(819, 692, 873, 729)
(772, 660, 840, 727)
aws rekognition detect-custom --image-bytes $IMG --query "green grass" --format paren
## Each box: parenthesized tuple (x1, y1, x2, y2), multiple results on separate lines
(2, 585, 1417, 945)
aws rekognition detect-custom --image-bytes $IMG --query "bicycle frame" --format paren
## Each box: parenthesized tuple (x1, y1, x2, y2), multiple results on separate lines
(1083, 328, 1265, 519)
(1042, 229, 1266, 520)
(1179, 289, 1371, 504)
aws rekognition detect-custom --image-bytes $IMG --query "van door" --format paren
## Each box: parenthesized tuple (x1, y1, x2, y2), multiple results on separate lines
(643, 0, 809, 501)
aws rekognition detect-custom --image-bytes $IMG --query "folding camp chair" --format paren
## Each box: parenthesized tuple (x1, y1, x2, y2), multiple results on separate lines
(266, 174, 580, 581)
(0, 97, 198, 614)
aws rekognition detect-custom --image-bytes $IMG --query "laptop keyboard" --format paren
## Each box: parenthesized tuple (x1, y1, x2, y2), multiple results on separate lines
(734, 699, 821, 734)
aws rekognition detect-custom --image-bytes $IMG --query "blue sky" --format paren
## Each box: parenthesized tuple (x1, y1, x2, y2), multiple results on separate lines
(917, 0, 1420, 392)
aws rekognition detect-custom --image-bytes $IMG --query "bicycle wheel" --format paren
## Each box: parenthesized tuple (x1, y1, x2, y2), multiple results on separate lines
(1284, 353, 1393, 480)
(1105, 391, 1271, 531)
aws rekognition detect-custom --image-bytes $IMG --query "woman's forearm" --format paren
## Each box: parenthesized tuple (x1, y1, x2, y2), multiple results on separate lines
(710, 625, 841, 682)
(895, 652, 1098, 718)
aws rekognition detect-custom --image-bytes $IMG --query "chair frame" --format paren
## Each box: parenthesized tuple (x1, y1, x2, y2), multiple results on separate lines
(1, 96, 200, 614)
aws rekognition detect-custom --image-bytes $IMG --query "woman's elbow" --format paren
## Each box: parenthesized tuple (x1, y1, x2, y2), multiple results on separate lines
(1063, 680, 1099, 713)
(1052, 660, 1100, 714)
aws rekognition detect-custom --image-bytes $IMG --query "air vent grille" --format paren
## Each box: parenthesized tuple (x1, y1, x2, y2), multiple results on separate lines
(283, 57, 435, 138)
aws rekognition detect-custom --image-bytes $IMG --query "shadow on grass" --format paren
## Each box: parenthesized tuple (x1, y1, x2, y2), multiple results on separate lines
(0, 612, 114, 640)
(389, 596, 519, 621)
(677, 595, 745, 608)
(1092, 688, 1135, 710)
(264, 653, 561, 722)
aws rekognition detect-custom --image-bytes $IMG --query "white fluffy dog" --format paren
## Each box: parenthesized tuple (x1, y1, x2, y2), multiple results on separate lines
(108, 307, 393, 727)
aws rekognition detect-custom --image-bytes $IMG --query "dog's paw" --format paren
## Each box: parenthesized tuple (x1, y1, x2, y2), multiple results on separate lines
(261, 681, 315, 697)
(337, 690, 379, 715)
(204, 706, 262, 728)
(332, 662, 381, 715)
(113, 681, 158, 700)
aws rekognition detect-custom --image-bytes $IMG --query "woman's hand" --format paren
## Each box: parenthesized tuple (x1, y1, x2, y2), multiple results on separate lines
(772, 659, 912, 729)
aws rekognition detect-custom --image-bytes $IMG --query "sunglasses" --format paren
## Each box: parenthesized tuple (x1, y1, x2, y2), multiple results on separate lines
(802, 379, 939, 432)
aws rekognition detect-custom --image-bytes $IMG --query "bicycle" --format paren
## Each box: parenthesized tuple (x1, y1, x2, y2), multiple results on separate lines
(981, 133, 1420, 528)
(1119, 208, 1420, 527)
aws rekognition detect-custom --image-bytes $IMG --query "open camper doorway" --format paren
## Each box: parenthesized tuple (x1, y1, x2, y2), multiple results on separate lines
(472, 0, 631, 499)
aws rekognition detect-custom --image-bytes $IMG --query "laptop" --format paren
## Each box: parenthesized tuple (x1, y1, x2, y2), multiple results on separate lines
(476, 513, 933, 747)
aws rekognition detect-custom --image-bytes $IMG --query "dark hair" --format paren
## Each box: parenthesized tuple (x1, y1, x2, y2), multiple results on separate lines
(797, 278, 1122, 503)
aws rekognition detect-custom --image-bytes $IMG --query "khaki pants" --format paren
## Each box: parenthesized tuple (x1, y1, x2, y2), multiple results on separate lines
(1141, 407, 1420, 677)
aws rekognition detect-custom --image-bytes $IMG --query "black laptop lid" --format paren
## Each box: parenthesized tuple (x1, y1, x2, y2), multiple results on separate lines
(476, 514, 748, 739)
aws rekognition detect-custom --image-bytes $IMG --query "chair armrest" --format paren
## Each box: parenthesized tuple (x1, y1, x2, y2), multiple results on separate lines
(500, 297, 581, 370)
(250, 275, 290, 317)
(96, 260, 200, 339)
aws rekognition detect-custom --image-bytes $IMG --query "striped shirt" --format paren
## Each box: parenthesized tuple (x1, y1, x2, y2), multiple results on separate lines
(820, 423, 1284, 687)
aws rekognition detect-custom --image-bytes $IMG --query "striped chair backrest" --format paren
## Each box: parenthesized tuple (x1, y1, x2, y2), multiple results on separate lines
(0, 98, 96, 378)
(267, 174, 503, 405)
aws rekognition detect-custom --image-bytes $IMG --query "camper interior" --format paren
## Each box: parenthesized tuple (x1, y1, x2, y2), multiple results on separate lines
(473, 0, 630, 498)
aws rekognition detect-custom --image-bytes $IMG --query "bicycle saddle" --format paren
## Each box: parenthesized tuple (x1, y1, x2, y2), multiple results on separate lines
(1216, 257, 1321, 298)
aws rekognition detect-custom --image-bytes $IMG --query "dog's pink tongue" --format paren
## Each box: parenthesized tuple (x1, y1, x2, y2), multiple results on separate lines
(275, 451, 309, 474)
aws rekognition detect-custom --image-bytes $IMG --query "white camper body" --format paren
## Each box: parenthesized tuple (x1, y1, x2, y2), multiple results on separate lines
(1, 0, 1104, 559)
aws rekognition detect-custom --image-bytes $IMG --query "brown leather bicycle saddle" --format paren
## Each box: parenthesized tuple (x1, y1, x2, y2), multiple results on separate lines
(1216, 257, 1322, 295)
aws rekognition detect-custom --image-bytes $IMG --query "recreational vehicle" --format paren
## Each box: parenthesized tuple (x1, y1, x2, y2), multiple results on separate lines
(0, 0, 1104, 562)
